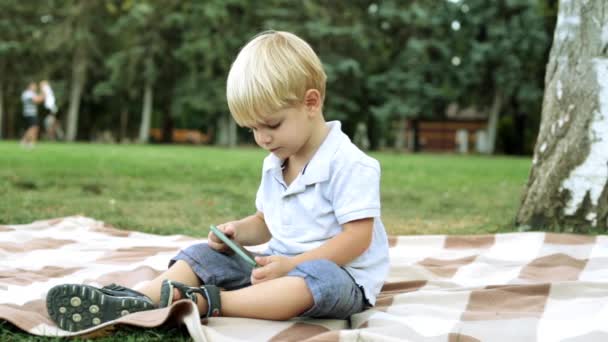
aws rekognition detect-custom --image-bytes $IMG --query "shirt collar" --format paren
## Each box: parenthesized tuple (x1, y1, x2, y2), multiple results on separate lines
(262, 121, 345, 186)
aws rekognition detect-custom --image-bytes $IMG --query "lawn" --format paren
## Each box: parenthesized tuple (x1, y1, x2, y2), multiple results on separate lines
(0, 141, 531, 340)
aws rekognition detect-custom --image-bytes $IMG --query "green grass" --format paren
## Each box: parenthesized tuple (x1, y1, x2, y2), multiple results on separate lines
(0, 141, 531, 235)
(0, 141, 532, 340)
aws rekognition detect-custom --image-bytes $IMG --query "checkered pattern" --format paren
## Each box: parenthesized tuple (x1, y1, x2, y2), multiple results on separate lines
(2, 217, 608, 341)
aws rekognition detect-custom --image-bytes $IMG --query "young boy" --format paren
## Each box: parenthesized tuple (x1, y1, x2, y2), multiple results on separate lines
(46, 30, 389, 332)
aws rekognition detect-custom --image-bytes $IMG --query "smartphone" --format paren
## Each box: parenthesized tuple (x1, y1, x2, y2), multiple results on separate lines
(209, 225, 259, 268)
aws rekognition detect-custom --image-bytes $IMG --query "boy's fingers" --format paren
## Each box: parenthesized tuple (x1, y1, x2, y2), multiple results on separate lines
(255, 256, 272, 266)
(222, 225, 235, 237)
(268, 255, 280, 263)
(208, 242, 222, 251)
(207, 235, 228, 252)
(208, 240, 221, 248)
(209, 239, 224, 249)
(251, 275, 265, 285)
(252, 267, 265, 279)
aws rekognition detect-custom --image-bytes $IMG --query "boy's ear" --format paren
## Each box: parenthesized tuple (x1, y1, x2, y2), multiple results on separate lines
(304, 89, 321, 112)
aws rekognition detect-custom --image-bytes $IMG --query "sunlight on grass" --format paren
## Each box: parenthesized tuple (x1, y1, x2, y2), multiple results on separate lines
(0, 141, 531, 236)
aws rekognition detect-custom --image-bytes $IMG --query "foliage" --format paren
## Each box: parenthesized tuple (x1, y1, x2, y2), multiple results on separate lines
(0, 0, 556, 153)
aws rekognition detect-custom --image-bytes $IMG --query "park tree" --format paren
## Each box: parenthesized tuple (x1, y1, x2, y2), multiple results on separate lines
(172, 0, 259, 146)
(0, 1, 556, 150)
(0, 1, 48, 139)
(453, 0, 551, 154)
(258, 1, 374, 138)
(44, 0, 107, 141)
(516, 0, 608, 232)
(96, 0, 176, 143)
(367, 0, 550, 152)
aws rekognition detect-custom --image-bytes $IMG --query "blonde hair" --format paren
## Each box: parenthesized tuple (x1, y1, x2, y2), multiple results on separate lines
(226, 31, 326, 127)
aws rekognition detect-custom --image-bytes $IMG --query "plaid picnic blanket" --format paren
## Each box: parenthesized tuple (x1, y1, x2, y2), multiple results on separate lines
(1, 216, 608, 341)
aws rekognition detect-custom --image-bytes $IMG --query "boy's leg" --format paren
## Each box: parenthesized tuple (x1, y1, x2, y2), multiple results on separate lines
(170, 260, 365, 321)
(46, 257, 210, 331)
(47, 243, 253, 331)
(222, 276, 315, 320)
(135, 260, 201, 304)
(175, 276, 314, 321)
(46, 260, 203, 332)
(135, 253, 313, 319)
(138, 242, 255, 305)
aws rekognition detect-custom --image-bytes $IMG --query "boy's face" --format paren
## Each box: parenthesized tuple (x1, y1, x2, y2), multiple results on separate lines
(249, 105, 314, 160)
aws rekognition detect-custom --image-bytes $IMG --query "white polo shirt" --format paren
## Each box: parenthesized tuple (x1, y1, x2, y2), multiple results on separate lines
(255, 121, 389, 305)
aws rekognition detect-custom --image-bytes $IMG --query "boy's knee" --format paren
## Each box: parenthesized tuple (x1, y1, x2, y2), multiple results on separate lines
(288, 259, 365, 319)
(289, 259, 350, 289)
(293, 259, 340, 277)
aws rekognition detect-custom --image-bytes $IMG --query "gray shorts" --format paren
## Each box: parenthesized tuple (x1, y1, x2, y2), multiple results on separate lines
(170, 243, 369, 319)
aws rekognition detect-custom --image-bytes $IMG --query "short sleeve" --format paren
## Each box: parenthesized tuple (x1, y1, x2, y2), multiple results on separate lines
(330, 159, 381, 225)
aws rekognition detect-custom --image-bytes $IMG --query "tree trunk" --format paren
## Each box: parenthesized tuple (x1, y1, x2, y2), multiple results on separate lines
(513, 112, 527, 155)
(516, 0, 608, 232)
(119, 107, 129, 142)
(216, 114, 238, 147)
(393, 118, 405, 150)
(229, 119, 237, 147)
(66, 45, 88, 141)
(412, 119, 420, 152)
(138, 79, 153, 143)
(485, 91, 503, 154)
(6, 81, 16, 139)
(6, 93, 14, 139)
(161, 111, 173, 143)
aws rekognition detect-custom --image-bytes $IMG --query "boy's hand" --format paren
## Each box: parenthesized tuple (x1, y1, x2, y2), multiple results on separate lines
(250, 256, 296, 285)
(208, 222, 237, 254)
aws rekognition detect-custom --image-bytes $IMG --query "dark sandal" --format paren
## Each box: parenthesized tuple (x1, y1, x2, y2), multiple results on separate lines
(46, 283, 156, 332)
(159, 279, 221, 317)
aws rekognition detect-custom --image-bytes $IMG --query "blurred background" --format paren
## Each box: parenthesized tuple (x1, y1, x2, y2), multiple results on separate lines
(0, 0, 557, 154)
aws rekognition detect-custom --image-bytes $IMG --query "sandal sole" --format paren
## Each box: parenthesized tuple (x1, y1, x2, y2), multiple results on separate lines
(46, 284, 152, 332)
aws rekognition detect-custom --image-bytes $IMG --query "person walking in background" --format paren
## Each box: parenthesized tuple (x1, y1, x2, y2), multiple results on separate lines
(20, 82, 45, 148)
(40, 80, 63, 140)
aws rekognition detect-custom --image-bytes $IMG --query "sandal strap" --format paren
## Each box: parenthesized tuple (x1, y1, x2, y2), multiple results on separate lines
(100, 283, 154, 304)
(160, 280, 222, 317)
(183, 287, 203, 303)
(102, 283, 145, 296)
(160, 280, 197, 307)
(200, 285, 221, 317)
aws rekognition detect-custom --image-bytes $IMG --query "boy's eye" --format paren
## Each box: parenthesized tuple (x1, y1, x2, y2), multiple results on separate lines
(267, 122, 282, 129)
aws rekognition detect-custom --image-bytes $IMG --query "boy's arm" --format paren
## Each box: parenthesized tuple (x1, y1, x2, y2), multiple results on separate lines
(251, 218, 373, 284)
(233, 211, 271, 245)
(292, 218, 373, 266)
(216, 211, 271, 246)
